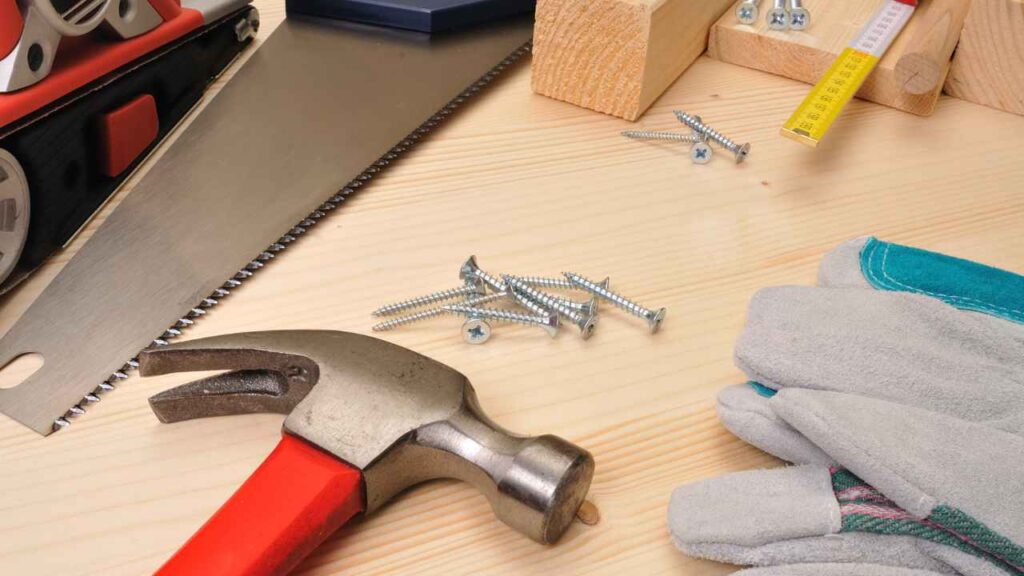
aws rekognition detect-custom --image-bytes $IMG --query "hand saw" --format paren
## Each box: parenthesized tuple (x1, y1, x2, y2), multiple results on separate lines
(0, 11, 533, 435)
(0, 0, 259, 291)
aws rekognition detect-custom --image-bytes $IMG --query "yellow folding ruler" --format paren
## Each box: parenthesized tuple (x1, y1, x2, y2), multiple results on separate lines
(782, 0, 918, 147)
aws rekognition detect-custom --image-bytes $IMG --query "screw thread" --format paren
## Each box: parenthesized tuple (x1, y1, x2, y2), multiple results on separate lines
(552, 296, 586, 312)
(518, 276, 578, 290)
(564, 272, 652, 319)
(505, 276, 586, 326)
(510, 289, 554, 317)
(674, 112, 740, 153)
(443, 305, 551, 329)
(622, 130, 702, 144)
(374, 284, 481, 316)
(470, 268, 506, 292)
(373, 293, 507, 331)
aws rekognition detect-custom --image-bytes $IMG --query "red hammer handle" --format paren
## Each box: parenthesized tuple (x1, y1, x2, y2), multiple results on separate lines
(156, 434, 364, 576)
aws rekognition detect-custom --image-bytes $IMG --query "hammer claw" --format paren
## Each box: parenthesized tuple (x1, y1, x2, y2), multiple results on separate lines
(140, 332, 323, 422)
(149, 370, 295, 423)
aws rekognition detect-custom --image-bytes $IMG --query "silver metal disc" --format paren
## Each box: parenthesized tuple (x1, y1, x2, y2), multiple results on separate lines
(0, 150, 30, 285)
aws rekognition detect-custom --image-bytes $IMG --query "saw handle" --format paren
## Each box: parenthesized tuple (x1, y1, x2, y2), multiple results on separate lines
(155, 434, 364, 576)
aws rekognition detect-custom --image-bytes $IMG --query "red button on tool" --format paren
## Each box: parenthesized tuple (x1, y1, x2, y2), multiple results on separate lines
(0, 0, 24, 60)
(98, 94, 159, 178)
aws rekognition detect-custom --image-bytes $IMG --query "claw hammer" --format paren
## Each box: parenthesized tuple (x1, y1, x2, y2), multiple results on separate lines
(139, 330, 596, 575)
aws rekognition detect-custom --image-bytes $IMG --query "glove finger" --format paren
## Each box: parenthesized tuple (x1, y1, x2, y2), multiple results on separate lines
(773, 389, 1024, 573)
(718, 383, 832, 465)
(818, 236, 874, 289)
(734, 564, 952, 576)
(669, 465, 840, 556)
(735, 286, 1024, 434)
(691, 533, 960, 574)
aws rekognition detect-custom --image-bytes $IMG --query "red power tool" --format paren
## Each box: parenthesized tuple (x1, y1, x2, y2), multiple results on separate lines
(0, 0, 258, 290)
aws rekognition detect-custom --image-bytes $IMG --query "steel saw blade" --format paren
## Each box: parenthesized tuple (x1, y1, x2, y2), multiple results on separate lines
(0, 14, 533, 435)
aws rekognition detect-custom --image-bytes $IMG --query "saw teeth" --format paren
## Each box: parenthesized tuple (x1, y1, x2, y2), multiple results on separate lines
(68, 405, 86, 416)
(153, 339, 169, 347)
(53, 418, 70, 430)
(246, 261, 264, 271)
(258, 252, 275, 260)
(126, 359, 139, 368)
(224, 279, 242, 288)
(200, 298, 218, 307)
(98, 382, 115, 391)
(84, 394, 100, 403)
(213, 288, 230, 297)
(190, 308, 206, 316)
(162, 329, 182, 339)
(112, 371, 129, 380)
(176, 318, 194, 327)
(290, 226, 306, 236)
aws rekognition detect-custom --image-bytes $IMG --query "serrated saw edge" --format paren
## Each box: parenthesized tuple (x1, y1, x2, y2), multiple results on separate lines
(51, 40, 534, 432)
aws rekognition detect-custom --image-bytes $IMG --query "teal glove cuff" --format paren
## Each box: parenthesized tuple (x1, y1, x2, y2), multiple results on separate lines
(860, 238, 1024, 324)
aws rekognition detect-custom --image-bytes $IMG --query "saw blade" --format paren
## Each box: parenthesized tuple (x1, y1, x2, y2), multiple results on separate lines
(0, 14, 533, 435)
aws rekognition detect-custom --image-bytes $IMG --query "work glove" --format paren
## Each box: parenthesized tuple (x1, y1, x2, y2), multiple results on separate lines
(668, 237, 1024, 576)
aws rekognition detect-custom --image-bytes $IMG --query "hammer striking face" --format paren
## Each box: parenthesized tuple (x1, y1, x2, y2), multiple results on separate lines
(140, 330, 595, 576)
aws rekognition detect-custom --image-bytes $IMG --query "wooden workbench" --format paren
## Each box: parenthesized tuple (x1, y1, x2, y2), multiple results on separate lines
(2, 2, 1023, 574)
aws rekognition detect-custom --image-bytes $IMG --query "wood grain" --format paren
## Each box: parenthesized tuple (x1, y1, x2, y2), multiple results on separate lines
(531, 0, 734, 121)
(709, 0, 965, 116)
(1, 1, 1024, 575)
(945, 0, 1024, 115)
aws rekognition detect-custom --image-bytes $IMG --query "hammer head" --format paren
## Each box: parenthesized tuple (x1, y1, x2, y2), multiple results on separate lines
(140, 330, 594, 544)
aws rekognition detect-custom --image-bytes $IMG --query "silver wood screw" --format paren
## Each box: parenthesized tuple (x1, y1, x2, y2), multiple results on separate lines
(372, 292, 507, 331)
(622, 130, 714, 165)
(504, 276, 597, 339)
(674, 111, 751, 164)
(767, 0, 789, 30)
(788, 0, 810, 30)
(373, 277, 486, 316)
(736, 0, 760, 25)
(443, 304, 559, 338)
(462, 318, 492, 345)
(564, 272, 667, 334)
(459, 255, 505, 292)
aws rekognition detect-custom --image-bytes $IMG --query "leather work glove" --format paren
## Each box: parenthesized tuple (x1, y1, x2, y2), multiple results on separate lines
(668, 237, 1024, 576)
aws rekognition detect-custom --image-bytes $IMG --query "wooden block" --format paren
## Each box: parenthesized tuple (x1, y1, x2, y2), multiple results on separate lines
(945, 0, 1024, 116)
(531, 0, 735, 121)
(708, 0, 970, 116)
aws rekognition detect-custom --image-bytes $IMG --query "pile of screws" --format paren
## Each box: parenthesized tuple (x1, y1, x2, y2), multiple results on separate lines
(372, 256, 668, 344)
(736, 0, 811, 31)
(622, 111, 750, 165)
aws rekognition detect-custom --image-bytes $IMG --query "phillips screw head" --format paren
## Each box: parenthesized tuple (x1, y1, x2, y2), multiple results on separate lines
(462, 318, 492, 345)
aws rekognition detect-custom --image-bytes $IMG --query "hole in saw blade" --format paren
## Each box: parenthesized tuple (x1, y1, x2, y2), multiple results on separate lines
(0, 353, 44, 389)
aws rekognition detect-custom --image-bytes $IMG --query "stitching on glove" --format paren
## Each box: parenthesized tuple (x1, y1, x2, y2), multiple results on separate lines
(862, 240, 1024, 321)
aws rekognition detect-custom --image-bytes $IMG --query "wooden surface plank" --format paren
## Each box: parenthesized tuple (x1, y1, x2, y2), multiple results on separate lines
(708, 0, 964, 116)
(945, 0, 1024, 115)
(1, 1, 1024, 574)
(531, 0, 734, 120)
